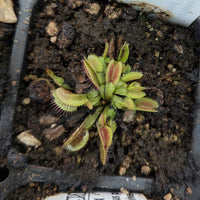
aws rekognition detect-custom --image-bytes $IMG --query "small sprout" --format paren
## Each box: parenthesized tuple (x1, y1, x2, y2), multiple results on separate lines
(103, 42, 109, 59)
(118, 42, 129, 64)
(45, 42, 159, 165)
(46, 68, 72, 90)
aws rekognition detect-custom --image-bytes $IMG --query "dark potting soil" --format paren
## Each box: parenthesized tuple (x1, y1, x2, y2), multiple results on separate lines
(10, 0, 200, 199)
(5, 182, 59, 200)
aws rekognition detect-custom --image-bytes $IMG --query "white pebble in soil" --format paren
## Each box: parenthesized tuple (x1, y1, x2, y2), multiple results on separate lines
(16, 130, 41, 148)
(44, 3, 57, 16)
(120, 187, 129, 195)
(141, 165, 151, 176)
(104, 5, 122, 19)
(84, 3, 100, 15)
(0, 0, 17, 23)
(46, 21, 59, 37)
(22, 97, 31, 105)
(163, 193, 172, 200)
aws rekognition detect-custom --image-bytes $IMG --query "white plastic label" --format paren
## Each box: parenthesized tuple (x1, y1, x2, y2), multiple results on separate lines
(116, 0, 200, 27)
(44, 192, 147, 200)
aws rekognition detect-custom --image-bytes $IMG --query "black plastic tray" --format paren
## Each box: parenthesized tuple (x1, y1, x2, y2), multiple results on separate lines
(0, 0, 200, 199)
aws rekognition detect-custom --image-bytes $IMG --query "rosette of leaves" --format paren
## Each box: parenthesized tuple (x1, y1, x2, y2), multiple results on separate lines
(46, 42, 158, 165)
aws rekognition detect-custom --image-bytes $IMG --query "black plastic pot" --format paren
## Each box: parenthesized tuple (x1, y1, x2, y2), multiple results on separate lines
(0, 0, 200, 199)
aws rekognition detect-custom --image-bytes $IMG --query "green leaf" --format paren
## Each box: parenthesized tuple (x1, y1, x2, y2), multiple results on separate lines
(106, 60, 122, 85)
(122, 64, 131, 73)
(118, 42, 129, 63)
(96, 72, 105, 85)
(53, 87, 88, 107)
(111, 95, 123, 109)
(87, 89, 99, 98)
(120, 97, 135, 110)
(99, 56, 109, 71)
(114, 87, 127, 96)
(101, 106, 116, 121)
(85, 100, 93, 110)
(103, 42, 109, 59)
(87, 55, 104, 72)
(127, 82, 146, 90)
(97, 122, 113, 165)
(96, 106, 116, 165)
(63, 120, 89, 151)
(83, 106, 104, 130)
(83, 59, 100, 89)
(46, 68, 72, 90)
(134, 98, 158, 112)
(121, 71, 143, 82)
(99, 84, 105, 99)
(115, 80, 127, 89)
(105, 82, 116, 101)
(53, 97, 77, 112)
(127, 89, 146, 99)
(98, 106, 116, 127)
(88, 95, 102, 106)
(108, 119, 117, 133)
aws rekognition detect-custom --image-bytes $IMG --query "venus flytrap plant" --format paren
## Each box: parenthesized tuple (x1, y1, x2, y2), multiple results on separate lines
(46, 42, 158, 165)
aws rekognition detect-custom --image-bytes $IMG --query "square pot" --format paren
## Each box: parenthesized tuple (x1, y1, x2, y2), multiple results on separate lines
(0, 0, 200, 199)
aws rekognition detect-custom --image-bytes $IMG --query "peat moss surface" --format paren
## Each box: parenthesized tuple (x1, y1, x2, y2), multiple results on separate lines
(13, 0, 199, 195)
